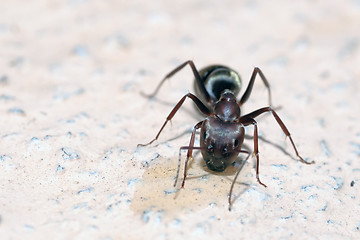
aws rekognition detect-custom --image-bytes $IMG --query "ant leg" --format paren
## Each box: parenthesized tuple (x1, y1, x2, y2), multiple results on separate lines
(142, 60, 210, 102)
(239, 67, 272, 107)
(240, 117, 267, 187)
(138, 93, 212, 147)
(174, 121, 203, 188)
(241, 107, 314, 165)
(228, 150, 250, 211)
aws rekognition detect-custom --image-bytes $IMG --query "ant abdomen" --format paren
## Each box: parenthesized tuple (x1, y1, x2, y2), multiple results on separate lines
(194, 65, 242, 106)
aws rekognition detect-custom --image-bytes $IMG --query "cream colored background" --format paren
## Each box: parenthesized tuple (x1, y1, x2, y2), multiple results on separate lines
(1, 0, 359, 239)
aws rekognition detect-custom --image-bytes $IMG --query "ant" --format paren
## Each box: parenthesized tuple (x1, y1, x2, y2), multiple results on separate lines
(138, 60, 314, 210)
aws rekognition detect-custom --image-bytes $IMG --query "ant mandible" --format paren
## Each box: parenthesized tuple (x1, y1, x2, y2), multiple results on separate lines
(138, 60, 314, 210)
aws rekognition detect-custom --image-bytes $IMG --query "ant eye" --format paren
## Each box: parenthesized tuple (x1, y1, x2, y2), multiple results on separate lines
(234, 139, 239, 148)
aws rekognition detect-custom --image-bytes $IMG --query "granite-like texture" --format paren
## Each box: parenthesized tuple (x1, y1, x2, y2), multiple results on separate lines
(1, 0, 359, 239)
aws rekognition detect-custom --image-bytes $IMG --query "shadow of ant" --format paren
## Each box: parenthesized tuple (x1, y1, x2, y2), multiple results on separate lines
(158, 127, 299, 202)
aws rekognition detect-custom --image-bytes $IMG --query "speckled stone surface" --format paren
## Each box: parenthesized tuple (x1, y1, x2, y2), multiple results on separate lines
(1, 0, 359, 239)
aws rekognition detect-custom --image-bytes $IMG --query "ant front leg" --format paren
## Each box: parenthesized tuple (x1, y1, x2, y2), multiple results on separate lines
(175, 121, 203, 188)
(240, 106, 315, 188)
(138, 93, 212, 147)
(142, 60, 210, 102)
(239, 67, 272, 107)
(240, 117, 267, 187)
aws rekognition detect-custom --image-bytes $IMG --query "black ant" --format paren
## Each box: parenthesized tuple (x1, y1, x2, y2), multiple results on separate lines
(138, 60, 314, 210)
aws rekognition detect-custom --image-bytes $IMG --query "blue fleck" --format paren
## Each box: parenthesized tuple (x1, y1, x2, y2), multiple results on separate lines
(331, 82, 347, 91)
(78, 187, 94, 194)
(172, 218, 181, 226)
(0, 94, 15, 101)
(73, 202, 87, 209)
(328, 176, 343, 190)
(301, 185, 315, 192)
(45, 135, 53, 140)
(8, 108, 25, 115)
(327, 219, 335, 224)
(349, 142, 360, 156)
(0, 75, 8, 83)
(53, 87, 85, 101)
(271, 164, 287, 170)
(105, 32, 130, 48)
(141, 210, 165, 224)
(209, 216, 216, 221)
(72, 87, 85, 96)
(140, 210, 163, 225)
(154, 212, 163, 224)
(107, 204, 113, 212)
(79, 112, 89, 118)
(164, 189, 178, 195)
(73, 45, 90, 57)
(0, 155, 12, 162)
(30, 137, 40, 143)
(128, 178, 141, 187)
(280, 214, 293, 220)
(123, 81, 135, 91)
(308, 194, 318, 200)
(142, 210, 151, 223)
(300, 213, 307, 220)
(24, 224, 34, 231)
(320, 140, 331, 157)
(56, 164, 65, 173)
(318, 118, 325, 128)
(102, 150, 113, 160)
(209, 202, 217, 208)
(79, 132, 87, 137)
(318, 203, 328, 212)
(245, 187, 271, 202)
(61, 147, 79, 160)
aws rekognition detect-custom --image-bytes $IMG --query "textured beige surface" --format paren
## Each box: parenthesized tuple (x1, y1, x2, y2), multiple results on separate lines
(1, 0, 360, 239)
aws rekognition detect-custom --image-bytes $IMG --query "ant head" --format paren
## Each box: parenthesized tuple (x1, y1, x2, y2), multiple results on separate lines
(214, 90, 241, 122)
